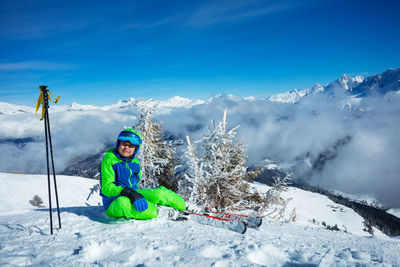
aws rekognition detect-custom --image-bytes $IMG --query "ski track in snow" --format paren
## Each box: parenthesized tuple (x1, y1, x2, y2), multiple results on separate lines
(0, 173, 399, 266)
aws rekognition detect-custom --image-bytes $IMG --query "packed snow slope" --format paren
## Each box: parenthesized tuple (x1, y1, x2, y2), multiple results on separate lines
(0, 173, 399, 266)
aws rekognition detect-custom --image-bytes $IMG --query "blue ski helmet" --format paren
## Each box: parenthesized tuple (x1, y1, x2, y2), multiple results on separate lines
(117, 128, 142, 146)
(116, 128, 142, 157)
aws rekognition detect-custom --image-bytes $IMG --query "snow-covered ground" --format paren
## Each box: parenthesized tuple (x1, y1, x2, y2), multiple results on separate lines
(388, 209, 400, 219)
(0, 172, 399, 266)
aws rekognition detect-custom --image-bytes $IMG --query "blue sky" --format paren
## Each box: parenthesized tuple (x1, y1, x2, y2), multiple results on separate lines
(0, 0, 399, 106)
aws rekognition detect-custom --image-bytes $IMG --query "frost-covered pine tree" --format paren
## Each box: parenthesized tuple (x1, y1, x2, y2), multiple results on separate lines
(181, 135, 205, 209)
(134, 99, 177, 189)
(185, 110, 256, 212)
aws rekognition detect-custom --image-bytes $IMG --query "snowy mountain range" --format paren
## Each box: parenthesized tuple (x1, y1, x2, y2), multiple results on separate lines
(1, 68, 399, 114)
(269, 68, 399, 103)
(0, 172, 399, 266)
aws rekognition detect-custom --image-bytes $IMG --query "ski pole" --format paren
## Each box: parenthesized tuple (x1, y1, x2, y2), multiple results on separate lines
(37, 85, 61, 234)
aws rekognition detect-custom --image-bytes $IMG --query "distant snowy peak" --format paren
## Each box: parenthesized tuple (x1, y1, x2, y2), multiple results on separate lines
(324, 69, 400, 96)
(337, 74, 364, 91)
(105, 96, 204, 112)
(268, 83, 327, 104)
(268, 88, 312, 104)
(322, 74, 364, 94)
(207, 94, 244, 103)
(158, 96, 204, 109)
(0, 102, 34, 115)
(312, 83, 324, 93)
(203, 94, 258, 107)
(68, 102, 100, 111)
(351, 68, 400, 96)
(110, 97, 140, 110)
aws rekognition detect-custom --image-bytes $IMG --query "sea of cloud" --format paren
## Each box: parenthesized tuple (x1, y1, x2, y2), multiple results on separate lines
(0, 92, 399, 208)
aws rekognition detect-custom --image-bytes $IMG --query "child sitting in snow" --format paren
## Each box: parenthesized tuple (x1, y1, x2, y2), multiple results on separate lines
(100, 128, 185, 219)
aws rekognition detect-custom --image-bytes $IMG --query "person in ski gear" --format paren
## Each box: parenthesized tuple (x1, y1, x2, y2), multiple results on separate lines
(100, 128, 186, 220)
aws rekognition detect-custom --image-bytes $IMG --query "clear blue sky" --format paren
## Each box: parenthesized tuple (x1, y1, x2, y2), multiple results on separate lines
(0, 0, 399, 106)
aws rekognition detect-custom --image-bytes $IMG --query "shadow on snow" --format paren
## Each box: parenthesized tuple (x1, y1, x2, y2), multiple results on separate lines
(34, 206, 128, 224)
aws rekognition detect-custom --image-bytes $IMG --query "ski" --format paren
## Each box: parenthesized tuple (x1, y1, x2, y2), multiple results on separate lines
(158, 207, 253, 234)
(208, 211, 262, 228)
(171, 210, 247, 234)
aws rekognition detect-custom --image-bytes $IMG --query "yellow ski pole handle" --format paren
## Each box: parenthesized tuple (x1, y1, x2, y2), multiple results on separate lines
(35, 86, 60, 121)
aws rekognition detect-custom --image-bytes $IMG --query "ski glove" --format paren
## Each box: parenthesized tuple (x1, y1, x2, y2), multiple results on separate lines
(120, 188, 148, 212)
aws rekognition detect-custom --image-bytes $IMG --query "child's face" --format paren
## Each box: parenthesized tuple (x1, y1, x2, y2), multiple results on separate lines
(118, 141, 136, 158)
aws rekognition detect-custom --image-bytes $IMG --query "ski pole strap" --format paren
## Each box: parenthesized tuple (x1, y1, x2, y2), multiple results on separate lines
(36, 87, 60, 120)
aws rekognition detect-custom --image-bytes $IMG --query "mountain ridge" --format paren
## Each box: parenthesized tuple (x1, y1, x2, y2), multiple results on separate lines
(1, 68, 398, 112)
(269, 68, 399, 103)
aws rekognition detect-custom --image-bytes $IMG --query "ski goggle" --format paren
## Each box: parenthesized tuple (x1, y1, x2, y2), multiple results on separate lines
(118, 131, 142, 146)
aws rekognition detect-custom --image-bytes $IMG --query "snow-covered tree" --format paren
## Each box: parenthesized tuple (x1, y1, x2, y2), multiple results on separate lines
(134, 99, 177, 189)
(262, 173, 292, 220)
(180, 135, 205, 208)
(184, 110, 259, 212)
